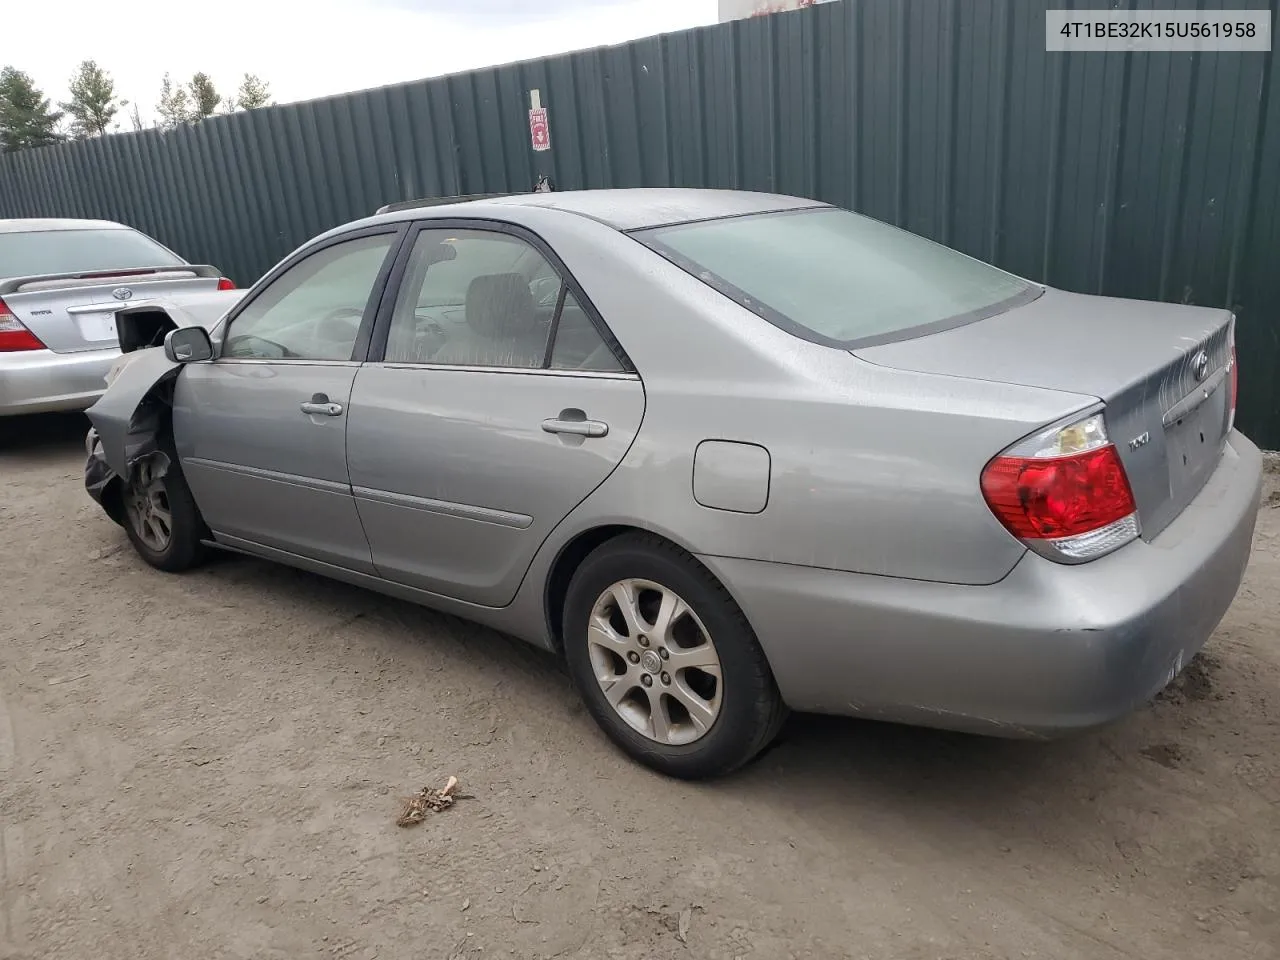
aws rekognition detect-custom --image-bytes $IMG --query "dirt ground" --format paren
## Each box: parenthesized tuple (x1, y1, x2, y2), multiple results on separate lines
(1, 413, 1277, 960)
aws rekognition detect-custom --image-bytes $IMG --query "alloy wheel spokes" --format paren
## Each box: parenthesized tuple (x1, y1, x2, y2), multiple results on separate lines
(586, 578, 723, 745)
(124, 460, 172, 552)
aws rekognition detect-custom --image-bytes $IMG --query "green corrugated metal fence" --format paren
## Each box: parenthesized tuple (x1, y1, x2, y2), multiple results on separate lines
(2, 0, 1278, 445)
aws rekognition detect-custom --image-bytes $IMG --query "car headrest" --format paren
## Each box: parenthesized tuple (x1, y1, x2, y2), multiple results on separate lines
(465, 273, 536, 339)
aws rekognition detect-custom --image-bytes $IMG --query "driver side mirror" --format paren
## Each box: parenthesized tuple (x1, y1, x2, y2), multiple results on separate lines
(164, 326, 214, 363)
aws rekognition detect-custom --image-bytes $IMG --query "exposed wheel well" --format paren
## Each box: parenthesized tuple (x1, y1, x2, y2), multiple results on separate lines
(545, 525, 637, 653)
(544, 525, 728, 655)
(98, 475, 127, 527)
(96, 379, 181, 528)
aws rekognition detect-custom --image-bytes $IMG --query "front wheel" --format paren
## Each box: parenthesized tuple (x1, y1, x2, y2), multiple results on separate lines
(563, 533, 786, 779)
(122, 452, 206, 572)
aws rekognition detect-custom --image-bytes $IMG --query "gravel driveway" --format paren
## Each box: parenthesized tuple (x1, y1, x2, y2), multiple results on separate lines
(2, 414, 1277, 960)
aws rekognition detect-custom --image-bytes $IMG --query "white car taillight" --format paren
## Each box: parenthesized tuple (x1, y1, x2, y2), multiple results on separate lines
(0, 297, 46, 352)
(980, 410, 1140, 564)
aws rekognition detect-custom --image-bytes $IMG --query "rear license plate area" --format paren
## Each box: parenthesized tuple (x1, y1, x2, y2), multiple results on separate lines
(74, 312, 118, 343)
(1164, 380, 1228, 504)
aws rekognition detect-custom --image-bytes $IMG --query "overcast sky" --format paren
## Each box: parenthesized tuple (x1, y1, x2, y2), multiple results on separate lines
(9, 0, 718, 126)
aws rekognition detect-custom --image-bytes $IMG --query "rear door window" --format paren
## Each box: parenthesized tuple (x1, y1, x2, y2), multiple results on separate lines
(382, 228, 625, 373)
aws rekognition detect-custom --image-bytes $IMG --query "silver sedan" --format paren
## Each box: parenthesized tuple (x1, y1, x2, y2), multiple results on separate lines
(83, 189, 1262, 778)
(0, 218, 238, 417)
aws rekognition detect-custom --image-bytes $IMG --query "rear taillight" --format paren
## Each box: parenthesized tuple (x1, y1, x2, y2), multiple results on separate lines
(217, 277, 236, 291)
(981, 411, 1139, 563)
(1229, 341, 1238, 432)
(0, 298, 46, 352)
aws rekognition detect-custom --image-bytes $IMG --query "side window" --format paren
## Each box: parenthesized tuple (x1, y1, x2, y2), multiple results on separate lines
(384, 228, 624, 373)
(222, 234, 394, 361)
(550, 290, 624, 372)
(385, 230, 553, 368)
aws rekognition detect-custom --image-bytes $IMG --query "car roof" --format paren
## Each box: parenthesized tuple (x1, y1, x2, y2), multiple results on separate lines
(0, 218, 129, 234)
(370, 188, 829, 232)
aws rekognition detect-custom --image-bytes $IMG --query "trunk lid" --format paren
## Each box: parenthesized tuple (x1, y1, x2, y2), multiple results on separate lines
(855, 287, 1234, 540)
(0, 266, 224, 354)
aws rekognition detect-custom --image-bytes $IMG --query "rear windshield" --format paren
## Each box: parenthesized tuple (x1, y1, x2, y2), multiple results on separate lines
(636, 207, 1038, 347)
(0, 228, 184, 279)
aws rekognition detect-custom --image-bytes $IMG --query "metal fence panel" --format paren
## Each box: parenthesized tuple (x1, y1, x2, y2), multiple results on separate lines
(2, 0, 1278, 445)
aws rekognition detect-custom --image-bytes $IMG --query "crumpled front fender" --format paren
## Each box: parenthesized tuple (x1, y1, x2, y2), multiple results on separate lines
(85, 346, 183, 477)
(84, 427, 126, 526)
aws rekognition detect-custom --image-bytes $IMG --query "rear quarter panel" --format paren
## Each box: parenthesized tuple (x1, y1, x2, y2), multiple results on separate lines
(498, 207, 1098, 587)
(574, 358, 1091, 585)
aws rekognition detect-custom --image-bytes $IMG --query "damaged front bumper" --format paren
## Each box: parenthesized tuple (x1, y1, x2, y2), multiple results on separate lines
(85, 427, 125, 527)
(84, 346, 185, 527)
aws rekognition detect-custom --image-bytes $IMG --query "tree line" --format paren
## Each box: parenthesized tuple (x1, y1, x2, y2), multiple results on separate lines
(0, 62, 273, 152)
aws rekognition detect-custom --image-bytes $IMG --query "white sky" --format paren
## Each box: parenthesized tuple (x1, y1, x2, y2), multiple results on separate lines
(10, 0, 719, 126)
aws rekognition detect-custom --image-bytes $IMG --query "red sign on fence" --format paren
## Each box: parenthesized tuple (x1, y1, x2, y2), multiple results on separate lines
(529, 106, 551, 152)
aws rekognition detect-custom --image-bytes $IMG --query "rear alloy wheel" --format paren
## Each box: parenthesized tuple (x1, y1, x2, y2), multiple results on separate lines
(587, 578, 724, 746)
(121, 451, 206, 572)
(564, 534, 786, 779)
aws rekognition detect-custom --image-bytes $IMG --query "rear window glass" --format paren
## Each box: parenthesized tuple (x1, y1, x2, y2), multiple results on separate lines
(637, 208, 1038, 347)
(0, 228, 184, 278)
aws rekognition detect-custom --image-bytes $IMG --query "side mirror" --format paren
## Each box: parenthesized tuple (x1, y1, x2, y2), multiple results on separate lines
(163, 326, 214, 363)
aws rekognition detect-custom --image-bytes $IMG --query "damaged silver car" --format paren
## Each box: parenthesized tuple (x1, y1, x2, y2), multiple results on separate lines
(0, 218, 241, 418)
(84, 295, 243, 545)
(84, 189, 1262, 779)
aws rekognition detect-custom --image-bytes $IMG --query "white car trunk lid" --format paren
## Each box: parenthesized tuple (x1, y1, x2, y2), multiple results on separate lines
(2, 269, 223, 353)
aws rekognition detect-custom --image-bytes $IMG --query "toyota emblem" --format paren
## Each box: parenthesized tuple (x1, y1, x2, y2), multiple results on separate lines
(111, 287, 133, 301)
(1191, 350, 1209, 382)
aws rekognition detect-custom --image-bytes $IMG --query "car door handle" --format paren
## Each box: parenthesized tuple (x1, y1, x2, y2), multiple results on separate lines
(542, 417, 608, 438)
(300, 394, 344, 417)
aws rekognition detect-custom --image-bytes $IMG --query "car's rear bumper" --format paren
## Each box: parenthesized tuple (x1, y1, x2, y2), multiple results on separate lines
(700, 430, 1263, 737)
(0, 347, 117, 416)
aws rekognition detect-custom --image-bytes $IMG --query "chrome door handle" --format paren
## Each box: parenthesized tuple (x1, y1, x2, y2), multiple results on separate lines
(300, 400, 344, 417)
(541, 417, 608, 438)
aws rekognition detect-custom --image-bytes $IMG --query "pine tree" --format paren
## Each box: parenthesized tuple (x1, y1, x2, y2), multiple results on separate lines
(0, 66, 64, 152)
(60, 60, 119, 137)
(188, 73, 220, 119)
(232, 74, 272, 111)
(156, 73, 192, 128)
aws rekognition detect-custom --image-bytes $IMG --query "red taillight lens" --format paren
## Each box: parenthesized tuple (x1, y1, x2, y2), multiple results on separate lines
(0, 298, 46, 352)
(217, 277, 236, 291)
(981, 445, 1136, 540)
(1229, 342, 1238, 427)
(981, 411, 1140, 563)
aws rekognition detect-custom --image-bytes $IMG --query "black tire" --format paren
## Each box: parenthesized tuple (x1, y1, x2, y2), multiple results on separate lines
(121, 444, 207, 573)
(563, 532, 787, 779)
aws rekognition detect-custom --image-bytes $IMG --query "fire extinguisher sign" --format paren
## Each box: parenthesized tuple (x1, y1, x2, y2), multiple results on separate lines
(528, 89, 551, 152)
